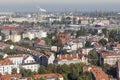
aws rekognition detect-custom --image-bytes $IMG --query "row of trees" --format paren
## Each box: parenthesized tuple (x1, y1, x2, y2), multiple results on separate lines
(15, 63, 91, 80)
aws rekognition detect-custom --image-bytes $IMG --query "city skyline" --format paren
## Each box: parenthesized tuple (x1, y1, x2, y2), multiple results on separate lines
(0, 0, 120, 12)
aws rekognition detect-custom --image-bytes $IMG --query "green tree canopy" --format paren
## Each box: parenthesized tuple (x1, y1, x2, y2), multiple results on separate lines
(38, 66, 47, 74)
(12, 68, 17, 74)
(85, 41, 91, 48)
(20, 68, 33, 77)
(87, 49, 99, 65)
(98, 38, 107, 46)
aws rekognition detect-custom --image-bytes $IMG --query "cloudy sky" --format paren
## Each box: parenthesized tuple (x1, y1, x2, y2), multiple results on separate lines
(0, 0, 120, 12)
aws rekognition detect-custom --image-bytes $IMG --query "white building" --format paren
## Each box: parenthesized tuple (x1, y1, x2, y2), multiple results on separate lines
(22, 32, 35, 40)
(23, 55, 35, 64)
(48, 53, 55, 64)
(82, 48, 93, 55)
(21, 55, 40, 72)
(33, 30, 47, 38)
(10, 34, 21, 42)
(54, 54, 87, 65)
(21, 63, 39, 72)
(6, 54, 25, 65)
(100, 51, 120, 65)
(63, 39, 83, 52)
(0, 58, 19, 75)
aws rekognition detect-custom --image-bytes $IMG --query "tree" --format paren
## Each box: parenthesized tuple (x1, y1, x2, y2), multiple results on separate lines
(5, 40, 13, 44)
(87, 49, 99, 65)
(85, 41, 91, 48)
(98, 38, 107, 46)
(23, 37, 30, 40)
(12, 68, 17, 74)
(76, 27, 87, 38)
(38, 66, 47, 74)
(78, 19, 81, 24)
(0, 33, 5, 41)
(44, 37, 52, 45)
(73, 18, 77, 24)
(0, 55, 3, 60)
(46, 64, 57, 73)
(62, 50, 68, 55)
(88, 29, 98, 35)
(61, 64, 70, 74)
(38, 77, 45, 80)
(68, 66, 79, 80)
(9, 30, 12, 35)
(20, 68, 33, 77)
(78, 72, 92, 80)
(55, 77, 60, 80)
(102, 28, 107, 35)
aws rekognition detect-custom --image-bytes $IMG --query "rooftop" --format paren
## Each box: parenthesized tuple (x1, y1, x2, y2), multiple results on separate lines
(83, 66, 110, 80)
(34, 73, 63, 80)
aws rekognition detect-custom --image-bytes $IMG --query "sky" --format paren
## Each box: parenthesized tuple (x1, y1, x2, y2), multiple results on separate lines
(0, 0, 120, 12)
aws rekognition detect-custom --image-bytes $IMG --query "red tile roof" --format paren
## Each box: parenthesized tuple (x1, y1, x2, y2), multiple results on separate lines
(56, 54, 86, 61)
(83, 66, 110, 80)
(0, 74, 22, 80)
(34, 73, 63, 80)
(0, 58, 13, 65)
(2, 26, 16, 31)
(101, 51, 120, 58)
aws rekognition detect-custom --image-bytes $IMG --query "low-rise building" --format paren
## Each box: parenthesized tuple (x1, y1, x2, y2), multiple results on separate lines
(0, 58, 19, 75)
(99, 51, 120, 65)
(40, 53, 55, 66)
(54, 53, 87, 65)
(10, 34, 21, 42)
(21, 63, 39, 72)
(83, 66, 110, 80)
(21, 55, 40, 72)
(6, 54, 25, 65)
(22, 32, 35, 40)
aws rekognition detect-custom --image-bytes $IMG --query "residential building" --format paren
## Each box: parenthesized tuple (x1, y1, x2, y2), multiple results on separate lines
(82, 48, 93, 55)
(10, 34, 21, 42)
(21, 63, 39, 72)
(23, 55, 36, 64)
(63, 39, 84, 52)
(83, 66, 110, 80)
(0, 58, 19, 75)
(57, 33, 70, 44)
(21, 55, 40, 72)
(6, 54, 25, 65)
(33, 30, 47, 38)
(99, 51, 120, 65)
(40, 53, 55, 66)
(54, 53, 87, 65)
(22, 32, 35, 40)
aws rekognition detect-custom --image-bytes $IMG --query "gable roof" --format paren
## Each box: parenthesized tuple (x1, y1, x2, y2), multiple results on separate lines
(83, 66, 110, 80)
(0, 58, 13, 65)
